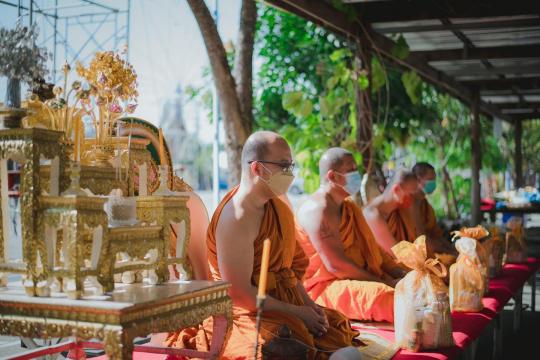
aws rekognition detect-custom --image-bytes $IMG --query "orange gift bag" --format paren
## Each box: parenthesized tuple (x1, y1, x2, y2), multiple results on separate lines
(452, 225, 489, 293)
(449, 237, 485, 312)
(505, 217, 527, 263)
(483, 226, 504, 278)
(392, 236, 454, 352)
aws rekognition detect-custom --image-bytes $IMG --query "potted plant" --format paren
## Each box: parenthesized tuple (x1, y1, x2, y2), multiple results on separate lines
(0, 23, 48, 127)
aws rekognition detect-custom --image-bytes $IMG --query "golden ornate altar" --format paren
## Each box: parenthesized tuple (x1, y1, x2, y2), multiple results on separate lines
(0, 281, 232, 359)
(136, 195, 192, 281)
(0, 122, 193, 297)
(40, 164, 128, 196)
(0, 128, 69, 288)
(106, 225, 163, 291)
(38, 195, 109, 299)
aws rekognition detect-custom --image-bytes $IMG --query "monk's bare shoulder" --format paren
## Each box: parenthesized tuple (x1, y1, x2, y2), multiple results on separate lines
(297, 191, 340, 234)
(363, 203, 381, 222)
(216, 197, 261, 245)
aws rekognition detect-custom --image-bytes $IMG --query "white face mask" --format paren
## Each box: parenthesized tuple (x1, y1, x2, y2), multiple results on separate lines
(259, 163, 295, 197)
(337, 171, 362, 195)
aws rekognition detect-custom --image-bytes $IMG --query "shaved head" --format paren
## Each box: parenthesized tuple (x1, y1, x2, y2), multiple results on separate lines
(241, 131, 290, 173)
(412, 162, 435, 179)
(385, 169, 417, 194)
(319, 147, 355, 183)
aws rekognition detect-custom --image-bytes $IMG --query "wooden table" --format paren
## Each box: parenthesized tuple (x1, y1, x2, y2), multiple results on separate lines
(482, 204, 540, 223)
(0, 281, 231, 359)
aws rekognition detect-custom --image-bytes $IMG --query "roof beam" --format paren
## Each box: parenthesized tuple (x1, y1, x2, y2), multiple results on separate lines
(415, 44, 540, 62)
(266, 0, 511, 121)
(462, 77, 540, 90)
(353, 0, 540, 23)
(373, 17, 540, 34)
(511, 112, 540, 120)
(493, 101, 540, 109)
(449, 64, 540, 77)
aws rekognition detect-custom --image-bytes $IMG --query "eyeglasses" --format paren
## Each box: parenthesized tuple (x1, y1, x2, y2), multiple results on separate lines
(248, 160, 295, 173)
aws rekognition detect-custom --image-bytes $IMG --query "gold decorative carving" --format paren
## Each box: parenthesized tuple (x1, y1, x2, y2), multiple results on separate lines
(0, 282, 232, 360)
(105, 225, 163, 291)
(136, 195, 191, 280)
(38, 195, 109, 299)
(0, 128, 69, 289)
(40, 164, 127, 196)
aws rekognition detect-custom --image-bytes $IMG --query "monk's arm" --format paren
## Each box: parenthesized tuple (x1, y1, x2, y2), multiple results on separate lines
(217, 224, 292, 312)
(363, 207, 399, 255)
(301, 207, 383, 283)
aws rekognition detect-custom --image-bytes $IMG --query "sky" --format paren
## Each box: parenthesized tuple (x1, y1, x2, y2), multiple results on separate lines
(0, 0, 243, 143)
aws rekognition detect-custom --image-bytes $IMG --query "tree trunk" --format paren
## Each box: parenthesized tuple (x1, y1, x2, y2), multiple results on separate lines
(439, 162, 453, 219)
(470, 93, 482, 225)
(443, 165, 460, 219)
(233, 0, 257, 135)
(354, 39, 373, 173)
(514, 119, 523, 188)
(438, 137, 457, 219)
(187, 0, 254, 186)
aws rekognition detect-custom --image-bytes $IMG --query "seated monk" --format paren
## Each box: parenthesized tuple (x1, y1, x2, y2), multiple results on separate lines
(297, 148, 406, 323)
(165, 131, 359, 359)
(363, 169, 419, 255)
(411, 162, 457, 262)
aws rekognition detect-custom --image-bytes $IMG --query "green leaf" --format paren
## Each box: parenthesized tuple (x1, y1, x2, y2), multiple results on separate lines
(319, 96, 330, 117)
(371, 57, 386, 92)
(326, 76, 339, 90)
(298, 100, 313, 117)
(282, 91, 303, 111)
(358, 73, 369, 90)
(329, 48, 351, 62)
(392, 34, 410, 60)
(401, 71, 422, 104)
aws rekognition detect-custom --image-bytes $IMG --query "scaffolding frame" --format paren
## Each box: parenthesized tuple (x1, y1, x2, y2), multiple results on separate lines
(0, 0, 131, 83)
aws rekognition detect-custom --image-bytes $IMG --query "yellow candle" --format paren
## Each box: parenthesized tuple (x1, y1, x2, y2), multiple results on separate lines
(158, 128, 165, 164)
(73, 119, 80, 161)
(257, 238, 271, 297)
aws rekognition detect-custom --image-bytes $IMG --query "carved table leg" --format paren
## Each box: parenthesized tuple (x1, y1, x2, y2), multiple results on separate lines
(21, 151, 41, 296)
(99, 247, 115, 293)
(156, 225, 170, 283)
(104, 328, 133, 360)
(65, 218, 83, 299)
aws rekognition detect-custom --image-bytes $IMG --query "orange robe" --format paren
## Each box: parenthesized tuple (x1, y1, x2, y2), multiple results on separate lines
(300, 198, 396, 322)
(387, 207, 416, 243)
(391, 200, 455, 267)
(165, 187, 358, 359)
(419, 198, 444, 240)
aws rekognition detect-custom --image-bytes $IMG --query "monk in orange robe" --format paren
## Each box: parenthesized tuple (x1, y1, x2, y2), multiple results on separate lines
(165, 132, 359, 359)
(411, 162, 456, 260)
(297, 148, 406, 323)
(363, 170, 419, 255)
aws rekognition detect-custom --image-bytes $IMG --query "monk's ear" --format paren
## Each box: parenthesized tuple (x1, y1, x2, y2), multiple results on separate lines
(391, 184, 401, 198)
(327, 170, 336, 183)
(250, 161, 261, 177)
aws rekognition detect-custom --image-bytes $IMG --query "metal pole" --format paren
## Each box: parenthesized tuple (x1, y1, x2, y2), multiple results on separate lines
(212, 0, 220, 209)
(17, 0, 21, 16)
(471, 92, 482, 225)
(64, 17, 68, 64)
(29, 0, 33, 25)
(514, 119, 523, 188)
(126, 0, 131, 61)
(52, 0, 58, 82)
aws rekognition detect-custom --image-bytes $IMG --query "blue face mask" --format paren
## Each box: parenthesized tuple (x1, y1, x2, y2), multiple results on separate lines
(339, 171, 362, 195)
(423, 179, 437, 195)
